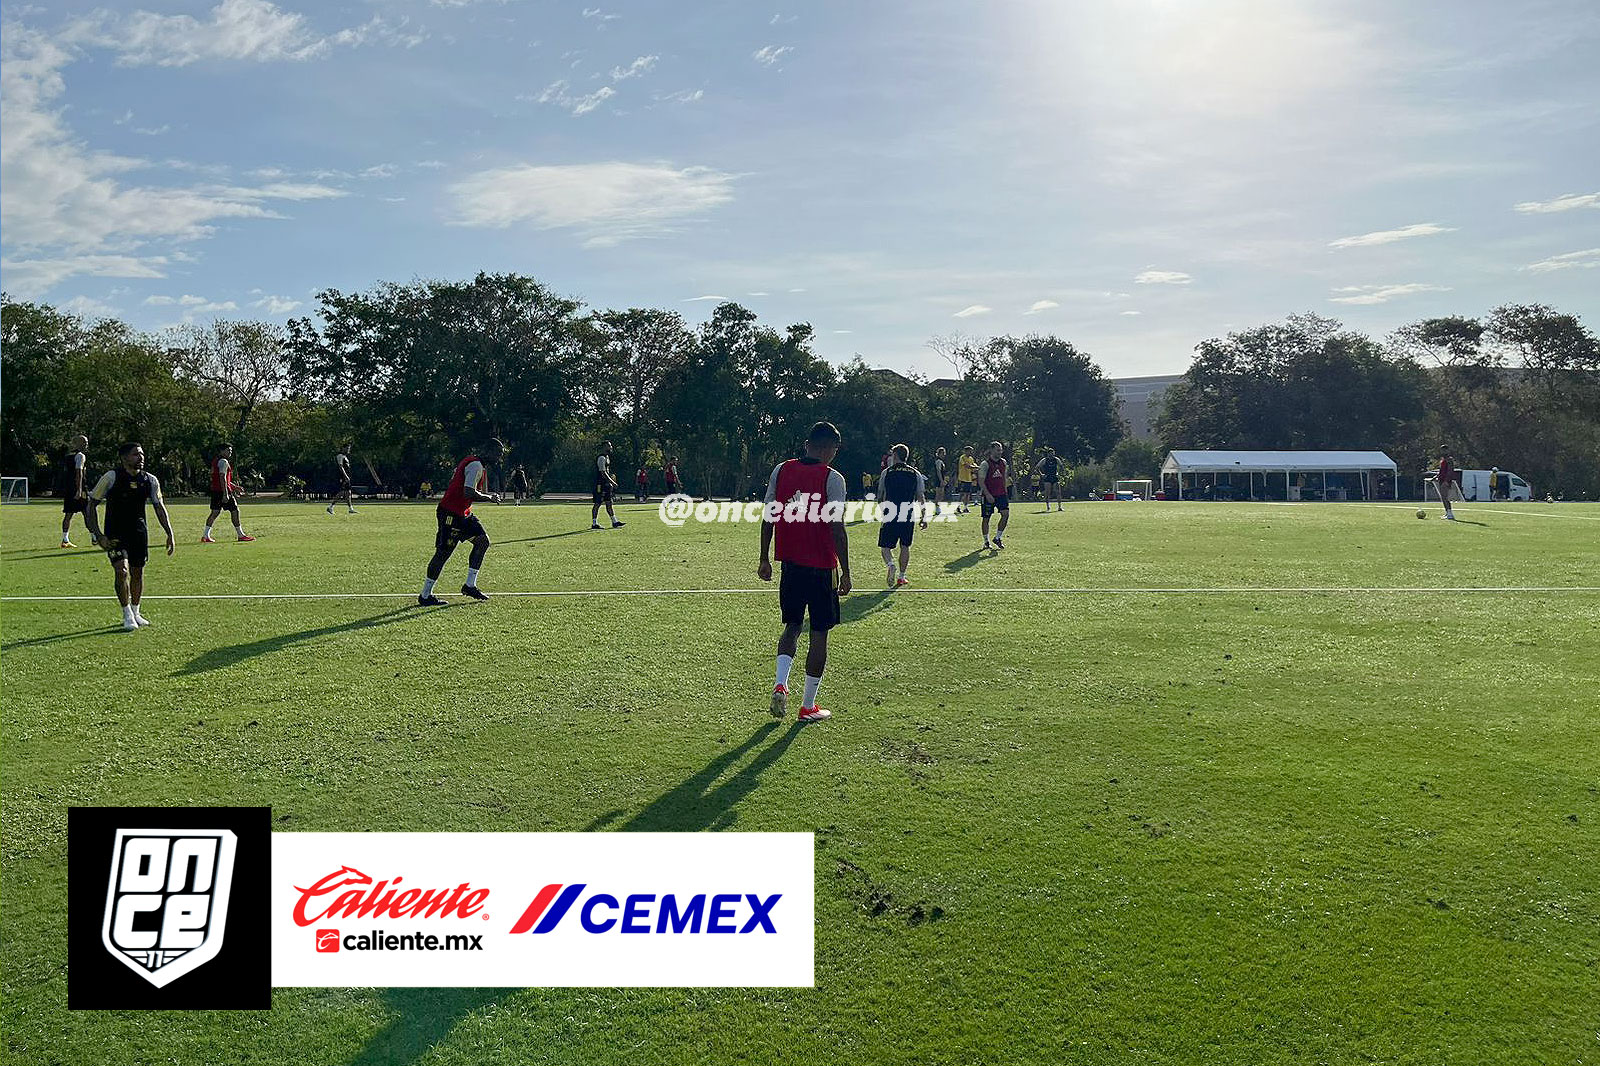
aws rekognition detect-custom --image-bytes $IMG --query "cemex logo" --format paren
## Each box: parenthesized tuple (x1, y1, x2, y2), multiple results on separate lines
(510, 884, 782, 935)
(68, 807, 271, 1009)
(291, 866, 490, 926)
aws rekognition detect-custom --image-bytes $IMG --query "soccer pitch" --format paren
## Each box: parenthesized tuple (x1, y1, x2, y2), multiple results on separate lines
(3, 499, 1597, 1065)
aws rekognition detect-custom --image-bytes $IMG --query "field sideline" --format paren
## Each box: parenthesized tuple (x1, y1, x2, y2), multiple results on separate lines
(2, 499, 1597, 1065)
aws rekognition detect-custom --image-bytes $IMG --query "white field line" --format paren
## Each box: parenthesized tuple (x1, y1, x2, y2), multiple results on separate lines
(1372, 503, 1600, 521)
(3, 586, 1599, 603)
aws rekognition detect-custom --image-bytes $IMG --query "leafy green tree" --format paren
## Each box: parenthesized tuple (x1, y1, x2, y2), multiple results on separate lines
(994, 335, 1122, 462)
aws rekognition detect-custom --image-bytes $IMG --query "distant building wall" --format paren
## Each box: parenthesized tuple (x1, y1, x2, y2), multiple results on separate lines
(1112, 375, 1183, 441)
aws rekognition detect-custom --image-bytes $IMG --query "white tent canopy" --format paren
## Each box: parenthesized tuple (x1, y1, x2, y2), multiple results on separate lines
(1160, 450, 1398, 500)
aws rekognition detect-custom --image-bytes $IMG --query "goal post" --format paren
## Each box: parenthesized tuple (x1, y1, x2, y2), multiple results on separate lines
(1, 476, 29, 504)
(1112, 479, 1153, 500)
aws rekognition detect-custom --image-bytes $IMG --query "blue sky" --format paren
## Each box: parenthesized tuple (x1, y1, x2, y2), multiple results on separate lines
(2, 0, 1597, 376)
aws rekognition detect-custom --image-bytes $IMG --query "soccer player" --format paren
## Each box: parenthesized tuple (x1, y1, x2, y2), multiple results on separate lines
(202, 444, 254, 543)
(876, 444, 928, 588)
(929, 446, 949, 511)
(758, 421, 852, 724)
(84, 442, 176, 631)
(1436, 447, 1458, 520)
(591, 441, 624, 529)
(419, 438, 504, 605)
(509, 464, 530, 504)
(664, 455, 683, 497)
(978, 440, 1010, 549)
(956, 445, 979, 513)
(1036, 447, 1063, 511)
(59, 434, 90, 547)
(327, 444, 358, 515)
(635, 464, 649, 502)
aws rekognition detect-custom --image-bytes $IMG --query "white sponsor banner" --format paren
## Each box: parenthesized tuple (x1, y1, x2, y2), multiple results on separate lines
(272, 833, 813, 987)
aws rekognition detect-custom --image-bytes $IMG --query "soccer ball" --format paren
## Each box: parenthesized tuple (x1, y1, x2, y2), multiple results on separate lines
(1416, 509, 1427, 519)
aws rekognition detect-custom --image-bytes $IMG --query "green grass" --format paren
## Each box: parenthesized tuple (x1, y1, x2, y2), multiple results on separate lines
(3, 497, 1598, 1066)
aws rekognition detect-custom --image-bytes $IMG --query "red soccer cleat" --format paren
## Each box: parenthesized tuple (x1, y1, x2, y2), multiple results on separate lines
(237, 534, 256, 542)
(200, 534, 216, 543)
(797, 707, 832, 724)
(769, 684, 789, 718)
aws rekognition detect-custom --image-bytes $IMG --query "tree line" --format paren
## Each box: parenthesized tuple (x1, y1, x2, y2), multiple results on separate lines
(3, 278, 1595, 500)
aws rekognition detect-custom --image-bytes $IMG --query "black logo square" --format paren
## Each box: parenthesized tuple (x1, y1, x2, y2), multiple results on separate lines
(68, 807, 271, 1010)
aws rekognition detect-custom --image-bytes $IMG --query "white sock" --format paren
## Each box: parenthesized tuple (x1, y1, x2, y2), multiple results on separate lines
(123, 604, 136, 623)
(203, 524, 213, 537)
(803, 674, 822, 709)
(133, 603, 147, 620)
(776, 654, 794, 688)
(421, 577, 437, 597)
(235, 526, 245, 537)
(465, 567, 480, 588)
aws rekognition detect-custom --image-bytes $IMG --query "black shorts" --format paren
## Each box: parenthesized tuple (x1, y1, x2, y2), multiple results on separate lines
(1040, 475, 1059, 485)
(593, 481, 613, 504)
(62, 496, 87, 515)
(209, 491, 238, 512)
(877, 521, 915, 549)
(779, 562, 841, 632)
(102, 528, 149, 569)
(665, 481, 680, 495)
(435, 508, 487, 551)
(982, 494, 1010, 516)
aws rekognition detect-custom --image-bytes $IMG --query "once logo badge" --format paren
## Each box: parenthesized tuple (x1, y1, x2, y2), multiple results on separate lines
(100, 829, 238, 988)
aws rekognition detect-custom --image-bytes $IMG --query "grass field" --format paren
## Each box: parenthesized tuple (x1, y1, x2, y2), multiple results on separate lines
(3, 497, 1597, 1065)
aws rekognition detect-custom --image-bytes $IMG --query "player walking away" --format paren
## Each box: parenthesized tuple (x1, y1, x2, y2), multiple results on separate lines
(59, 434, 91, 547)
(328, 444, 358, 515)
(758, 421, 852, 724)
(509, 464, 530, 504)
(419, 438, 504, 606)
(1036, 447, 1063, 511)
(956, 446, 979, 513)
(929, 447, 949, 512)
(1436, 447, 1458, 520)
(202, 444, 254, 543)
(84, 443, 176, 631)
(635, 464, 649, 502)
(979, 440, 1010, 549)
(664, 455, 683, 497)
(876, 444, 928, 588)
(591, 441, 624, 529)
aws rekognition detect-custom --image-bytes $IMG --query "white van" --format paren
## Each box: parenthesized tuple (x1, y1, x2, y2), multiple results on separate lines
(1429, 469, 1532, 502)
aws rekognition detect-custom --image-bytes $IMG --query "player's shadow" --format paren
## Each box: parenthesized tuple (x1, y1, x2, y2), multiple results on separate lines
(841, 589, 893, 623)
(942, 547, 994, 573)
(1449, 518, 1490, 527)
(1, 624, 125, 651)
(584, 720, 804, 833)
(173, 607, 420, 676)
(346, 987, 507, 1066)
(500, 529, 592, 544)
(0, 548, 100, 561)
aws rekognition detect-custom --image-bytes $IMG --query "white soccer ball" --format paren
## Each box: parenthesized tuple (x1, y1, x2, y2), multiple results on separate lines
(1416, 509, 1427, 519)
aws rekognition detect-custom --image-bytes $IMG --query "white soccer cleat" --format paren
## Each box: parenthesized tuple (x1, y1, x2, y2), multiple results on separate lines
(122, 614, 139, 632)
(134, 610, 152, 627)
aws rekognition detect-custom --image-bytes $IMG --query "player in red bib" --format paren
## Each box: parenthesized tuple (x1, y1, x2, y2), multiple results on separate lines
(201, 443, 254, 543)
(758, 421, 852, 724)
(1435, 446, 1458, 520)
(419, 438, 503, 605)
(664, 456, 682, 497)
(978, 439, 1010, 549)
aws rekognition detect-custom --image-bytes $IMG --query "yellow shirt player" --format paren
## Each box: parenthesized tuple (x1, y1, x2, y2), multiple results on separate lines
(955, 447, 980, 512)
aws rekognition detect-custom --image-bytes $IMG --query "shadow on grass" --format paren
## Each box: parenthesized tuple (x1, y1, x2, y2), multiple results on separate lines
(942, 547, 994, 573)
(348, 988, 508, 1066)
(1, 624, 125, 651)
(584, 720, 805, 833)
(0, 547, 100, 561)
(841, 589, 893, 623)
(173, 606, 423, 676)
(499, 529, 595, 544)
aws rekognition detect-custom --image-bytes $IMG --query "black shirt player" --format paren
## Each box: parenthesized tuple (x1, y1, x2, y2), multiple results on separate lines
(875, 444, 928, 588)
(84, 442, 176, 631)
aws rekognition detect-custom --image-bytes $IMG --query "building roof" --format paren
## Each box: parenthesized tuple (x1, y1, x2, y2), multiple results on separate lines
(1161, 450, 1397, 474)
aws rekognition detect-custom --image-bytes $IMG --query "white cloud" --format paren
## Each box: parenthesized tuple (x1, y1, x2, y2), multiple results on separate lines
(251, 294, 301, 313)
(0, 25, 350, 297)
(787, 287, 806, 293)
(683, 294, 726, 302)
(448, 162, 736, 245)
(1134, 270, 1192, 285)
(582, 7, 620, 21)
(1120, 310, 1142, 316)
(1024, 299, 1059, 314)
(747, 291, 769, 296)
(770, 14, 798, 25)
(1328, 222, 1455, 248)
(1522, 248, 1600, 273)
(527, 80, 616, 116)
(656, 88, 703, 104)
(610, 55, 657, 81)
(953, 305, 990, 318)
(832, 329, 852, 334)
(753, 45, 793, 66)
(1513, 192, 1600, 214)
(361, 163, 398, 179)
(133, 125, 170, 136)
(62, 294, 122, 318)
(1329, 282, 1449, 305)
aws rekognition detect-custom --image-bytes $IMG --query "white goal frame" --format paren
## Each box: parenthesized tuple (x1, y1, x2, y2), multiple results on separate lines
(1, 476, 28, 504)
(1113, 479, 1154, 500)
